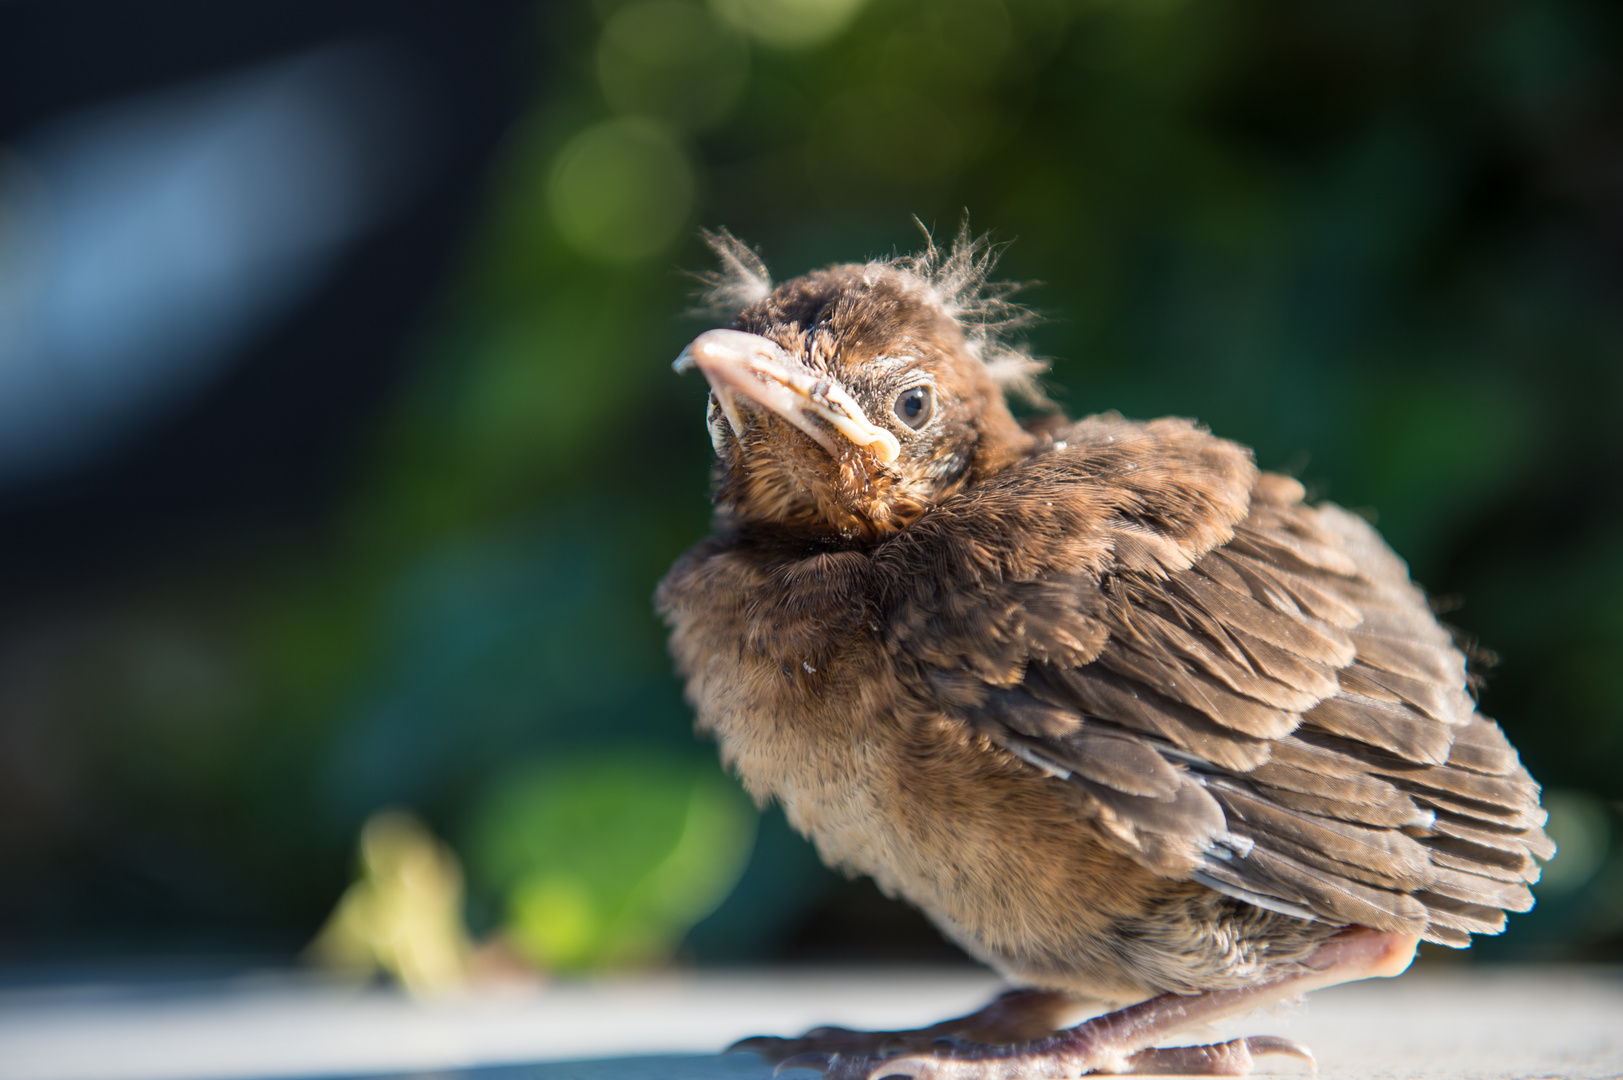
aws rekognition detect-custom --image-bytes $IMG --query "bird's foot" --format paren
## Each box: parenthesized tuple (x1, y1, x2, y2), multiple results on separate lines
(766, 1030, 1312, 1079)
(1122, 1037, 1315, 1076)
(730, 989, 1080, 1064)
(814, 1032, 1314, 1079)
(742, 929, 1414, 1079)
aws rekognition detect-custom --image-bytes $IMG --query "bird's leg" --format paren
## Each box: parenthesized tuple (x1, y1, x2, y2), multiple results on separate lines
(771, 929, 1417, 1080)
(730, 987, 1085, 1065)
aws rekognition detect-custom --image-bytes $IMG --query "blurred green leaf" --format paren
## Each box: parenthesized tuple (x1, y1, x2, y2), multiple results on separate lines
(466, 753, 755, 970)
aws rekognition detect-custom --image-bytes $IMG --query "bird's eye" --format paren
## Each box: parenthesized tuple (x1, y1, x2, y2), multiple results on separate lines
(893, 385, 934, 430)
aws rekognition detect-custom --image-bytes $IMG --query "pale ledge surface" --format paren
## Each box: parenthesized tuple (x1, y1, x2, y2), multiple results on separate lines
(0, 966, 1618, 1080)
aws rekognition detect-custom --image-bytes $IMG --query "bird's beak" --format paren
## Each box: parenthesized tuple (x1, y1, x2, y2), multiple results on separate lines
(673, 329, 901, 464)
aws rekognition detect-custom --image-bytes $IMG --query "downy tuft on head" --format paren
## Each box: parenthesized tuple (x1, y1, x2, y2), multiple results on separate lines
(693, 228, 773, 318)
(695, 220, 1051, 409)
(896, 219, 1049, 408)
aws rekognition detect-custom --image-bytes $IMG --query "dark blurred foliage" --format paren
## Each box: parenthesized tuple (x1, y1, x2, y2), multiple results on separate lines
(1, 0, 1621, 972)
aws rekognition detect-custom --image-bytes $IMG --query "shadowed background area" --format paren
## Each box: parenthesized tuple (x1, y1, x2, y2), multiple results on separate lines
(0, 0, 1619, 982)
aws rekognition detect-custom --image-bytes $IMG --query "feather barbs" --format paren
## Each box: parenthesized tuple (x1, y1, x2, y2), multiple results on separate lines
(694, 221, 1051, 406)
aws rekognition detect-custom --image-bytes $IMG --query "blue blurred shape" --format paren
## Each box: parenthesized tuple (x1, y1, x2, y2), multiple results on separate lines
(0, 41, 430, 484)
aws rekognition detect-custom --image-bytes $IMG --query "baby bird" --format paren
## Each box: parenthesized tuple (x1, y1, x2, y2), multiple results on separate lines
(656, 228, 1551, 1078)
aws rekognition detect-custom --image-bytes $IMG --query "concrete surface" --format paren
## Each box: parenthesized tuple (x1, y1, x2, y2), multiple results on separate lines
(0, 966, 1618, 1080)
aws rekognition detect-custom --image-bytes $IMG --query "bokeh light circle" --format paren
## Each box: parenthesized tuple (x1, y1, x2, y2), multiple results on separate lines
(547, 117, 696, 264)
(598, 1, 750, 132)
(707, 0, 868, 49)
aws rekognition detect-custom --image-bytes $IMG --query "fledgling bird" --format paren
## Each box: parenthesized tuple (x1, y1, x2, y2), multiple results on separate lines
(656, 227, 1551, 1078)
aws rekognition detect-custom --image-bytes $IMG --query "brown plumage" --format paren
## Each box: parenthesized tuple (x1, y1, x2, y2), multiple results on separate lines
(656, 228, 1550, 1078)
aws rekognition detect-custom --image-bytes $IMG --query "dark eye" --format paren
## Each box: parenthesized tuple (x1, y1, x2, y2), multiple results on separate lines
(893, 385, 934, 430)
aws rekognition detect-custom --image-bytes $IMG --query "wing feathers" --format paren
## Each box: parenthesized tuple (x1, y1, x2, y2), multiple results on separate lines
(907, 419, 1545, 949)
(990, 722, 1184, 800)
(1302, 692, 1454, 765)
(1244, 758, 1411, 808)
(1425, 924, 1473, 947)
(1355, 601, 1455, 648)
(1431, 813, 1557, 861)
(1348, 628, 1468, 687)
(1338, 662, 1476, 726)
(1142, 609, 1339, 709)
(1411, 785, 1547, 830)
(1425, 864, 1536, 913)
(1445, 717, 1523, 776)
(1097, 643, 1302, 739)
(1211, 782, 1433, 885)
(1228, 520, 1360, 578)
(984, 686, 1083, 739)
(1032, 664, 1273, 773)
(1214, 552, 1363, 629)
(1413, 892, 1508, 936)
(1236, 844, 1431, 934)
(1426, 834, 1542, 880)
(1078, 775, 1228, 875)
(1228, 628, 1343, 699)
(1190, 868, 1320, 922)
(1169, 573, 1356, 668)
(1250, 780, 1427, 829)
(1061, 728, 1185, 798)
(1379, 759, 1540, 809)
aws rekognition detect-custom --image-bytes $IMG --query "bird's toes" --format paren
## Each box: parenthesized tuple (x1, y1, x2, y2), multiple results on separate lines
(857, 1053, 1030, 1080)
(861, 1054, 932, 1080)
(805, 1053, 905, 1080)
(1122, 1035, 1317, 1076)
(752, 1051, 938, 1080)
(773, 1052, 836, 1075)
(733, 1026, 947, 1063)
(730, 1036, 800, 1059)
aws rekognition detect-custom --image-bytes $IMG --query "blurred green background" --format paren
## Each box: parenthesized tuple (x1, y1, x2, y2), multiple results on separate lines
(1, 0, 1620, 978)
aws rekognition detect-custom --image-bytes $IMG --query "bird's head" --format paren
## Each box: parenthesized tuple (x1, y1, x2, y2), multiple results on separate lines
(675, 227, 1046, 539)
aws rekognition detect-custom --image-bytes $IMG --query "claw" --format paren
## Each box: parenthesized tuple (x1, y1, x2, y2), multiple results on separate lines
(863, 1053, 987, 1080)
(1242, 1036, 1316, 1069)
(1123, 1035, 1318, 1076)
(775, 1052, 835, 1075)
(865, 1060, 928, 1080)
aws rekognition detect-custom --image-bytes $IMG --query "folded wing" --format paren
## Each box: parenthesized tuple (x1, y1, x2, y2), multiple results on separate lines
(898, 420, 1550, 948)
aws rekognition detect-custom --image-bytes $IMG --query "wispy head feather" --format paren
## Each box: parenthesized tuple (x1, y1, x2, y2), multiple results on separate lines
(691, 220, 1051, 407)
(893, 218, 1050, 407)
(694, 228, 772, 317)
